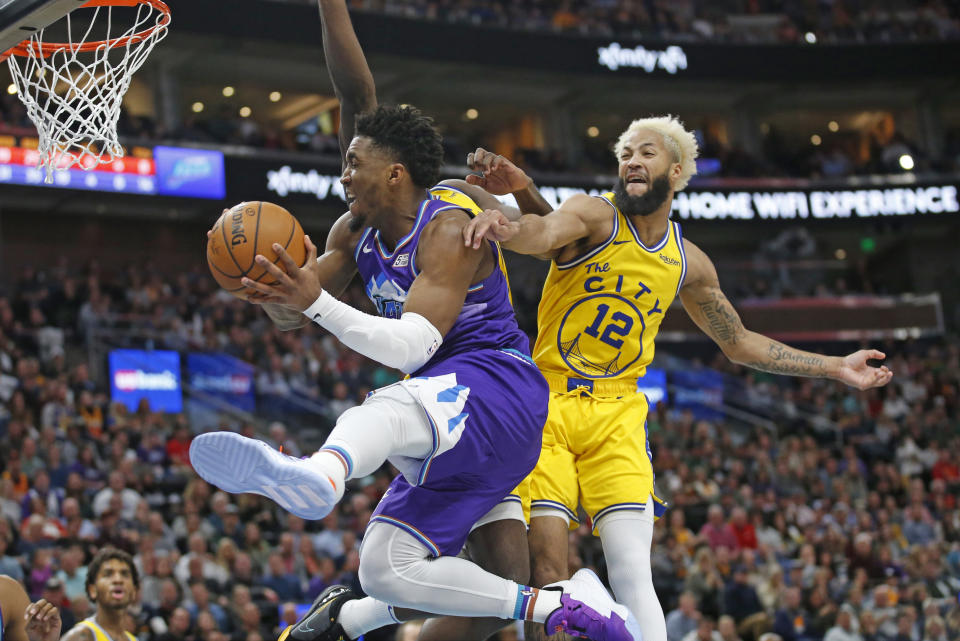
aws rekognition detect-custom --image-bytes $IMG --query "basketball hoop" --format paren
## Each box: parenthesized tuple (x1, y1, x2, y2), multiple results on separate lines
(2, 0, 170, 182)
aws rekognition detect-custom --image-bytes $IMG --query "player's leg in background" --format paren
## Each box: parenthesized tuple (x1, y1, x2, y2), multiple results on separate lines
(524, 394, 581, 641)
(343, 520, 623, 638)
(598, 496, 667, 641)
(525, 513, 575, 641)
(416, 517, 530, 641)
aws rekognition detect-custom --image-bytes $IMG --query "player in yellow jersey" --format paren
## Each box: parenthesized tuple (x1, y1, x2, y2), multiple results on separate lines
(261, 3, 563, 641)
(61, 548, 139, 641)
(462, 115, 893, 641)
(0, 575, 62, 641)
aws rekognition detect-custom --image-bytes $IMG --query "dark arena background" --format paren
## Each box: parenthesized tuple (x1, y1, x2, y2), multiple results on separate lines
(1, 1, 959, 640)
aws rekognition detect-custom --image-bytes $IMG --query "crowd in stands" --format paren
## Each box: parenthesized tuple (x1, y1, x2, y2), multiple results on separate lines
(316, 0, 960, 44)
(1, 247, 959, 641)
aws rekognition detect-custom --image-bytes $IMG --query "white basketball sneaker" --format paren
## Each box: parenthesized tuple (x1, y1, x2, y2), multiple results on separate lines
(543, 569, 642, 641)
(189, 431, 340, 520)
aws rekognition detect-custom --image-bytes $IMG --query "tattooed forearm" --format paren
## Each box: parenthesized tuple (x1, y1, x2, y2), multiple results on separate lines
(744, 342, 829, 377)
(696, 291, 745, 345)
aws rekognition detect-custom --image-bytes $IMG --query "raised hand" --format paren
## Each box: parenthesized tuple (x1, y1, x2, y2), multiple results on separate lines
(465, 148, 531, 195)
(836, 349, 893, 390)
(242, 235, 324, 311)
(462, 209, 519, 250)
(24, 599, 61, 641)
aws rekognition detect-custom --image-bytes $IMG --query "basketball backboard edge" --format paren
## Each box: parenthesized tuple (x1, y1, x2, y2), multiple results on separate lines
(0, 0, 87, 54)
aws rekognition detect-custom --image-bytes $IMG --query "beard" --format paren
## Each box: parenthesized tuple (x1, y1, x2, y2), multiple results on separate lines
(348, 213, 366, 233)
(612, 172, 672, 217)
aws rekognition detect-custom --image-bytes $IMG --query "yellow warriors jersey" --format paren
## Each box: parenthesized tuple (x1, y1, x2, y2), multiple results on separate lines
(79, 619, 138, 641)
(533, 192, 687, 381)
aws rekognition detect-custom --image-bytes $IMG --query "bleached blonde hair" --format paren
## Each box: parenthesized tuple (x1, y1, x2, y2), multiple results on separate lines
(613, 115, 699, 191)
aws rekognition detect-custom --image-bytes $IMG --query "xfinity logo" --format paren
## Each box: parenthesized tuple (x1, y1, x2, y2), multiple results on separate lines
(597, 43, 688, 73)
(266, 166, 346, 200)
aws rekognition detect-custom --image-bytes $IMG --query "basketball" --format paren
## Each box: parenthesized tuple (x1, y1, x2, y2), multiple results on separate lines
(206, 201, 306, 299)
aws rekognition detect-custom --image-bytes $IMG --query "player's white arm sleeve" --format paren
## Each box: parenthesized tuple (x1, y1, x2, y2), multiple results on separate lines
(303, 290, 442, 374)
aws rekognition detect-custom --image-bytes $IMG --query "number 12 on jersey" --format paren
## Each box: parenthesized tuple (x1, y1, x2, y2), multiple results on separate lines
(584, 303, 633, 349)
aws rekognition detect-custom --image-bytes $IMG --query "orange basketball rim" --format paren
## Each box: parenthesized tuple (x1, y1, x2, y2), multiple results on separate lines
(1, 0, 171, 62)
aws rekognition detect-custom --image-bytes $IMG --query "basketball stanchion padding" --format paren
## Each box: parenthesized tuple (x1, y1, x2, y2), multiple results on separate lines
(2, 0, 170, 182)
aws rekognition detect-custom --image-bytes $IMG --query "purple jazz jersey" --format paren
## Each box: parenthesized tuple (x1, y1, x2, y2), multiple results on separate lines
(353, 194, 530, 362)
(355, 189, 548, 556)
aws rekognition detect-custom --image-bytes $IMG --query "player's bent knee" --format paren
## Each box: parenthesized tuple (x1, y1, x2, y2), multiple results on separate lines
(357, 553, 413, 606)
(357, 525, 432, 607)
(356, 551, 388, 601)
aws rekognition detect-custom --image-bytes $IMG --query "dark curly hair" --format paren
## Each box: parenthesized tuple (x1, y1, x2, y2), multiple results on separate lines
(355, 104, 444, 189)
(86, 547, 140, 597)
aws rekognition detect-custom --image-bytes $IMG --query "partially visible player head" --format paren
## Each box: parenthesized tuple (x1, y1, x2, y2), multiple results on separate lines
(86, 547, 139, 611)
(612, 115, 698, 217)
(342, 104, 444, 231)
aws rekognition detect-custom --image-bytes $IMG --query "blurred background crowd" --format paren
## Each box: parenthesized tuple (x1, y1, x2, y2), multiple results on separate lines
(0, 250, 958, 641)
(0, 0, 958, 639)
(312, 0, 960, 44)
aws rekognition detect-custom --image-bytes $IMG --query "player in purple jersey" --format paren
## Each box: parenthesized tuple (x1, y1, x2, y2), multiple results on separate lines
(188, 3, 642, 640)
(190, 105, 642, 641)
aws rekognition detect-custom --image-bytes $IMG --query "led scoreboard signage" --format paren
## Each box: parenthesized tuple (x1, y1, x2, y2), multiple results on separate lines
(0, 145, 225, 198)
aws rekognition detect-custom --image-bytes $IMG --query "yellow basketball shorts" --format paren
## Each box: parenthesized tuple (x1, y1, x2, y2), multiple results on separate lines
(528, 389, 667, 534)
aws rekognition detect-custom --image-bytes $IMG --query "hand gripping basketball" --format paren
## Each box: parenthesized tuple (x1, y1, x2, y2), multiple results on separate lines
(242, 235, 323, 312)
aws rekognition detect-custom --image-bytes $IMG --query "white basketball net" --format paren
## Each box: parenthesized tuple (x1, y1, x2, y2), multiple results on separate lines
(5, 1, 169, 182)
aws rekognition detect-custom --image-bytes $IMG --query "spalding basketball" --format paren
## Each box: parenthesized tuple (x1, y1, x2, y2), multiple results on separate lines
(206, 201, 306, 299)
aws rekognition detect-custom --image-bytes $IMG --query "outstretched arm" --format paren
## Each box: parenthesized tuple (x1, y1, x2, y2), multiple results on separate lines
(678, 239, 893, 390)
(462, 193, 608, 260)
(437, 179, 522, 220)
(464, 147, 553, 216)
(317, 0, 377, 158)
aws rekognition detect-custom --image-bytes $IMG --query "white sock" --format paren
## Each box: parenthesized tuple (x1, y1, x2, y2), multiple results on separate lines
(338, 597, 400, 638)
(528, 587, 562, 623)
(598, 498, 667, 641)
(306, 450, 347, 501)
(306, 385, 435, 487)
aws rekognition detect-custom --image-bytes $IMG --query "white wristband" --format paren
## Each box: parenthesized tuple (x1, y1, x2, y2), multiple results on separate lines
(303, 291, 442, 374)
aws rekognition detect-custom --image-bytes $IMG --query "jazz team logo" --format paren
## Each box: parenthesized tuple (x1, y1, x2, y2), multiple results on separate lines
(366, 272, 407, 319)
(557, 292, 645, 378)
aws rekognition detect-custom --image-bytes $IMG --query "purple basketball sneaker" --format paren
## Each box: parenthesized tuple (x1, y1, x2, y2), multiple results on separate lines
(544, 569, 642, 641)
